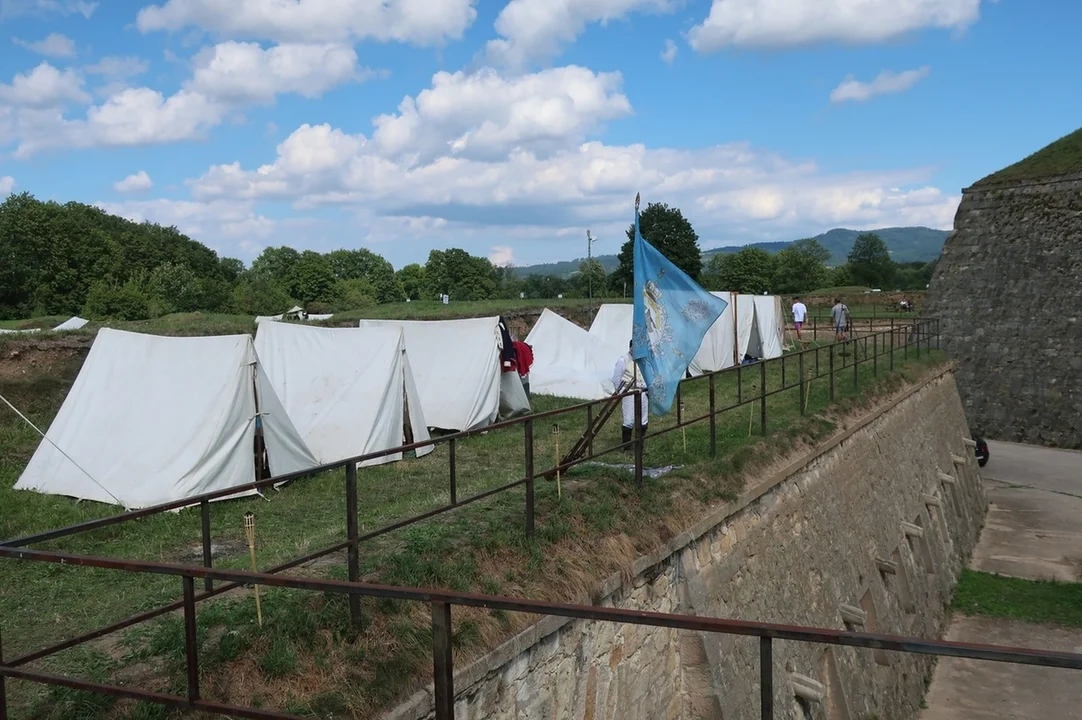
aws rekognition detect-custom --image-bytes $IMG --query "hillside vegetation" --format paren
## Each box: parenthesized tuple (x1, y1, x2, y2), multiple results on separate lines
(973, 126, 1082, 187)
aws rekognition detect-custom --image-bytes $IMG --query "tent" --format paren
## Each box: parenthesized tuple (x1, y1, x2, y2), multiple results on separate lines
(254, 322, 433, 467)
(256, 306, 334, 324)
(525, 309, 627, 400)
(14, 329, 318, 509)
(53, 317, 89, 331)
(588, 304, 633, 350)
(741, 294, 785, 360)
(356, 317, 506, 431)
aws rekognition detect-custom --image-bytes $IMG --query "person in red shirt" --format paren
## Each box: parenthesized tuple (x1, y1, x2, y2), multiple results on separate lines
(512, 340, 534, 398)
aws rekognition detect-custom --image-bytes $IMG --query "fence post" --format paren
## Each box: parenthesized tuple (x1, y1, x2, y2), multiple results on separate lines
(873, 333, 878, 378)
(737, 363, 743, 404)
(760, 636, 773, 720)
(345, 463, 361, 627)
(200, 500, 213, 593)
(936, 318, 941, 350)
(709, 373, 717, 458)
(431, 601, 455, 720)
(813, 317, 817, 342)
(759, 361, 767, 437)
(1, 625, 7, 720)
(676, 384, 682, 426)
(798, 352, 806, 416)
(828, 344, 836, 401)
(524, 419, 535, 538)
(586, 404, 594, 457)
(904, 323, 909, 362)
(780, 353, 786, 389)
(890, 319, 895, 371)
(449, 438, 458, 506)
(633, 390, 644, 488)
(853, 340, 859, 393)
(182, 575, 200, 702)
(916, 322, 921, 359)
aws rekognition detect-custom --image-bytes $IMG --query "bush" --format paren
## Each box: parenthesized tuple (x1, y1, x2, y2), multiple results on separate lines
(83, 279, 152, 320)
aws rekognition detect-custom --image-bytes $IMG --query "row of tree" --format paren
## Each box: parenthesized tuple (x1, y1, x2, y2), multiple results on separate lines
(0, 192, 934, 322)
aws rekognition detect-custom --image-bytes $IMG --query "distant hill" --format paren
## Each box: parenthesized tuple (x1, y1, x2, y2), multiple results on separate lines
(513, 226, 949, 277)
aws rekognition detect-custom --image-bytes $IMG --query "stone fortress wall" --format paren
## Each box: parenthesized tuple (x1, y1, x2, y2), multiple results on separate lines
(924, 173, 1082, 449)
(387, 368, 986, 720)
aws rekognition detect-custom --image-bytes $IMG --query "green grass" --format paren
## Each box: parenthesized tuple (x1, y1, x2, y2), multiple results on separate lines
(952, 569, 1082, 628)
(973, 126, 1082, 187)
(0, 333, 947, 716)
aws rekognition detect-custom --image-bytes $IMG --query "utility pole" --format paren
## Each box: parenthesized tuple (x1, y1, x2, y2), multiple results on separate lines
(586, 229, 597, 301)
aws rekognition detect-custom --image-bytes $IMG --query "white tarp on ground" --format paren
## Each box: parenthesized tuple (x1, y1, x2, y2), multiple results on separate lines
(254, 322, 434, 468)
(255, 306, 334, 324)
(0, 327, 40, 334)
(526, 309, 627, 400)
(53, 317, 89, 331)
(357, 317, 502, 431)
(14, 329, 318, 509)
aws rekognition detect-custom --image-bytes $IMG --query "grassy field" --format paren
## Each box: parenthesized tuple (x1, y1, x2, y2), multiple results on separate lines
(952, 569, 1082, 628)
(0, 327, 947, 718)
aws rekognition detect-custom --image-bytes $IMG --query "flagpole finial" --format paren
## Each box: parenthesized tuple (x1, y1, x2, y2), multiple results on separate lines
(634, 192, 640, 212)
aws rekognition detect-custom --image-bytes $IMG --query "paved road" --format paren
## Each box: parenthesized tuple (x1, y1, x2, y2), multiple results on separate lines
(921, 440, 1082, 720)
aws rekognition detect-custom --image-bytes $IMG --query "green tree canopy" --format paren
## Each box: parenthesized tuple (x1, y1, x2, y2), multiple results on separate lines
(615, 202, 703, 288)
(575, 258, 607, 298)
(772, 238, 831, 293)
(702, 247, 776, 294)
(287, 250, 338, 304)
(423, 248, 498, 301)
(327, 248, 402, 303)
(396, 264, 427, 300)
(847, 232, 894, 288)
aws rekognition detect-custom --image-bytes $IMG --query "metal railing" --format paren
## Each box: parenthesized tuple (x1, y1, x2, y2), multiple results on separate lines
(0, 318, 954, 718)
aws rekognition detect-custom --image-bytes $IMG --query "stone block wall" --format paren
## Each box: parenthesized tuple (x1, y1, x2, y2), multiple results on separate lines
(387, 370, 986, 720)
(923, 175, 1082, 448)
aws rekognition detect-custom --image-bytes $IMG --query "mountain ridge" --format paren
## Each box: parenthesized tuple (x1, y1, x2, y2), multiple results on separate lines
(513, 226, 949, 277)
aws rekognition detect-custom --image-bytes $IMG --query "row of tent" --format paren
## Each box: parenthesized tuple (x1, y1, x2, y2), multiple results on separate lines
(524, 293, 787, 401)
(15, 317, 528, 510)
(0, 316, 90, 334)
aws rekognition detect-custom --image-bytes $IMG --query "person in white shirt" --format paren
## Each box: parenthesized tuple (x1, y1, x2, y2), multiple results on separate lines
(791, 297, 808, 340)
(612, 341, 649, 453)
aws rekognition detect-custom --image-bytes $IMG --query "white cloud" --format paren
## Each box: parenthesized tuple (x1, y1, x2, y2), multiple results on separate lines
(830, 67, 931, 103)
(84, 56, 150, 79)
(95, 198, 277, 254)
(660, 38, 678, 64)
(0, 175, 14, 195)
(486, 0, 672, 68)
(136, 0, 478, 46)
(188, 41, 362, 104)
(688, 0, 982, 52)
(371, 65, 631, 162)
(0, 62, 90, 108)
(113, 170, 154, 193)
(489, 245, 516, 266)
(13, 32, 77, 58)
(0, 0, 96, 20)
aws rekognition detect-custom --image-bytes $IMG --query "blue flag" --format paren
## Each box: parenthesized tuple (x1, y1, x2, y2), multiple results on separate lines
(631, 200, 728, 415)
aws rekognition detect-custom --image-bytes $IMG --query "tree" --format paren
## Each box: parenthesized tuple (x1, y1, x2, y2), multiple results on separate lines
(423, 249, 498, 301)
(232, 275, 294, 315)
(83, 278, 152, 320)
(575, 259, 608, 298)
(287, 251, 338, 304)
(847, 232, 894, 288)
(396, 264, 426, 300)
(250, 246, 301, 285)
(615, 202, 702, 288)
(327, 248, 402, 303)
(703, 248, 776, 294)
(148, 262, 202, 314)
(772, 238, 831, 293)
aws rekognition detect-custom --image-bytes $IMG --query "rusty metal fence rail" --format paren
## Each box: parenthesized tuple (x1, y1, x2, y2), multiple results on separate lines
(2, 545, 1082, 720)
(0, 318, 957, 718)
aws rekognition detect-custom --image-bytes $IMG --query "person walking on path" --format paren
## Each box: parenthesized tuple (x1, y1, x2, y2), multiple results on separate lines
(613, 341, 649, 454)
(831, 298, 850, 343)
(791, 296, 808, 341)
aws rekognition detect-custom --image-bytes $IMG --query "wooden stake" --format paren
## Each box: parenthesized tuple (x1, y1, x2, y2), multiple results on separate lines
(553, 424, 561, 499)
(243, 512, 263, 627)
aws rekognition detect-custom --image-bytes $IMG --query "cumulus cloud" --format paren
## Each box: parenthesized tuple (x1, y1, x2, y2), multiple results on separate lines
(0, 175, 14, 195)
(136, 0, 477, 46)
(371, 65, 631, 162)
(688, 0, 982, 52)
(660, 39, 678, 64)
(13, 32, 77, 58)
(96, 198, 277, 249)
(830, 67, 931, 103)
(113, 170, 153, 193)
(489, 245, 516, 266)
(84, 56, 150, 79)
(486, 0, 672, 68)
(0, 62, 90, 108)
(0, 0, 96, 20)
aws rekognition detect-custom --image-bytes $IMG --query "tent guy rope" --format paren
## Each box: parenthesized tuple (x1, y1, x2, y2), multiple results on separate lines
(0, 390, 124, 506)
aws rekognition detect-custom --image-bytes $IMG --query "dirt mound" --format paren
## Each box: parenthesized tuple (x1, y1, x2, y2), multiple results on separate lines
(0, 337, 91, 381)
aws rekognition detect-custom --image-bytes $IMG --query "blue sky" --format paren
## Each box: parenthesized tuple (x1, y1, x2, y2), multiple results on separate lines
(1, 0, 1079, 269)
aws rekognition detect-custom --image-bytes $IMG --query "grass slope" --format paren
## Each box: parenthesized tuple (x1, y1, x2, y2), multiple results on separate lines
(0, 335, 946, 718)
(952, 569, 1082, 628)
(973, 126, 1082, 188)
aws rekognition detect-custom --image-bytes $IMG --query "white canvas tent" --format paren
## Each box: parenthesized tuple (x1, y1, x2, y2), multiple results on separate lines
(14, 329, 318, 509)
(526, 309, 626, 400)
(588, 304, 633, 350)
(53, 317, 89, 331)
(254, 322, 433, 468)
(256, 306, 334, 324)
(741, 294, 785, 360)
(356, 317, 505, 431)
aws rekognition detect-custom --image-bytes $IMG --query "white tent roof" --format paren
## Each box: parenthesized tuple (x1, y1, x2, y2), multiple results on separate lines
(254, 322, 433, 467)
(741, 294, 785, 360)
(526, 309, 626, 400)
(14, 329, 318, 509)
(357, 317, 502, 431)
(53, 317, 89, 331)
(588, 304, 633, 350)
